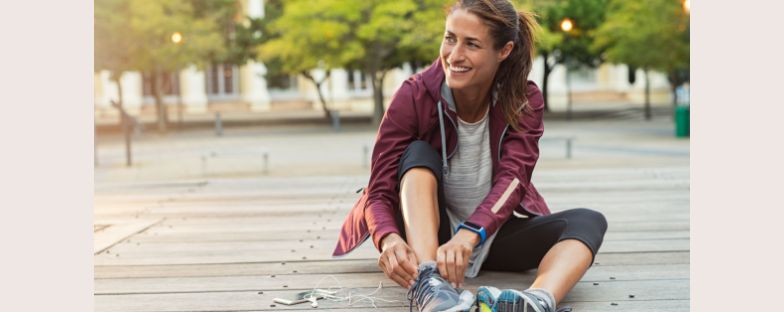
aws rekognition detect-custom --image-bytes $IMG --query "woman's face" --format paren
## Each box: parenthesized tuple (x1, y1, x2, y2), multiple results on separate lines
(440, 8, 513, 93)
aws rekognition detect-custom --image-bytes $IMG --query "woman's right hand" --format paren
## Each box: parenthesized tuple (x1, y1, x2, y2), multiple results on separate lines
(378, 233, 420, 288)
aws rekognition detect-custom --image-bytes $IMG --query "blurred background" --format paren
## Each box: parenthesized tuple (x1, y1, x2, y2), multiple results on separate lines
(94, 1, 690, 178)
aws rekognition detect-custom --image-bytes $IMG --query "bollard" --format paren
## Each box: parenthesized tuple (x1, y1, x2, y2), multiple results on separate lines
(215, 112, 223, 136)
(362, 145, 369, 168)
(124, 117, 132, 167)
(331, 110, 341, 132)
(566, 138, 573, 159)
(201, 155, 207, 176)
(262, 152, 269, 175)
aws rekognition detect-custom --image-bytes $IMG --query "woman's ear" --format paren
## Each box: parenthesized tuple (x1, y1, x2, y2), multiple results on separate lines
(498, 41, 514, 62)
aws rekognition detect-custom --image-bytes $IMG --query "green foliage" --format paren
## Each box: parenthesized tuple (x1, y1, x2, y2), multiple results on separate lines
(259, 0, 360, 74)
(123, 0, 226, 72)
(521, 0, 608, 67)
(95, 0, 133, 78)
(259, 0, 449, 123)
(593, 0, 689, 74)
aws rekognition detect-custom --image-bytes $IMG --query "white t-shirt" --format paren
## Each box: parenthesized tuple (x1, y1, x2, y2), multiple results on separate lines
(443, 106, 497, 278)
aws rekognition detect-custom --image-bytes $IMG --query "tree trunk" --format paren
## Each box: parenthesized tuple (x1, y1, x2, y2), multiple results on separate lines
(112, 73, 124, 126)
(541, 52, 553, 112)
(644, 68, 651, 121)
(668, 72, 679, 107)
(151, 70, 168, 133)
(370, 70, 386, 126)
(301, 70, 332, 122)
(111, 73, 132, 166)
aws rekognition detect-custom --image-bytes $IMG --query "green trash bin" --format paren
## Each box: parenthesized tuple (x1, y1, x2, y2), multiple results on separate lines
(675, 105, 690, 137)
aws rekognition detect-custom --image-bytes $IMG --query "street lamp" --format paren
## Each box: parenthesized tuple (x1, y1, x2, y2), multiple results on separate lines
(560, 18, 574, 120)
(560, 18, 573, 32)
(171, 31, 184, 128)
(171, 31, 183, 44)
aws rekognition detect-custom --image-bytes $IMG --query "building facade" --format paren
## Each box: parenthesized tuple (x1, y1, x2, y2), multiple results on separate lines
(94, 0, 677, 118)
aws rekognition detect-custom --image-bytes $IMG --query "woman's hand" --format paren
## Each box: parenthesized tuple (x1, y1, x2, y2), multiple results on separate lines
(378, 233, 420, 288)
(436, 229, 479, 288)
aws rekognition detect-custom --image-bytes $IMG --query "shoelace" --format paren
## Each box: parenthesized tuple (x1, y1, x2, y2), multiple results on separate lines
(407, 266, 438, 312)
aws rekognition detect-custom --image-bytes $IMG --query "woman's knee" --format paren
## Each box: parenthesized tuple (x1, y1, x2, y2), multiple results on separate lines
(401, 167, 438, 186)
(398, 140, 443, 185)
(565, 208, 608, 234)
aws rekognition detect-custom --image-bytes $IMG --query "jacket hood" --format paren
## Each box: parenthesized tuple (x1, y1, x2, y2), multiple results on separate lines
(416, 59, 446, 105)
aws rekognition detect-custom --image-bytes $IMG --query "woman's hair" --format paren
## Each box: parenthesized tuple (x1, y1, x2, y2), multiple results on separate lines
(449, 0, 538, 131)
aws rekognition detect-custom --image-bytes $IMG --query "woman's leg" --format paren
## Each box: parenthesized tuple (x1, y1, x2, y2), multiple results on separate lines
(482, 208, 608, 305)
(529, 239, 594, 303)
(399, 167, 441, 262)
(395, 140, 451, 262)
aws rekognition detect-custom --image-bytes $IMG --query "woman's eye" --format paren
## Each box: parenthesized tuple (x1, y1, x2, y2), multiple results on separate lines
(445, 36, 456, 44)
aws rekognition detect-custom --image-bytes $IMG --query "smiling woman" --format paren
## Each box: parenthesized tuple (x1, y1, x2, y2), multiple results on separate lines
(333, 1, 607, 312)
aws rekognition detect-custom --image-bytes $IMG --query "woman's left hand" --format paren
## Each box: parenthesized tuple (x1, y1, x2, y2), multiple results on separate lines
(436, 229, 479, 288)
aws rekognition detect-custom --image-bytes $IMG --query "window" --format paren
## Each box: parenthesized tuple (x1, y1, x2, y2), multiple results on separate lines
(267, 73, 297, 90)
(205, 63, 241, 99)
(348, 70, 368, 91)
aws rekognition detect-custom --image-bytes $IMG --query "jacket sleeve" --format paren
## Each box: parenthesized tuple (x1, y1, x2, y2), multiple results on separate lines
(465, 81, 544, 238)
(365, 81, 420, 252)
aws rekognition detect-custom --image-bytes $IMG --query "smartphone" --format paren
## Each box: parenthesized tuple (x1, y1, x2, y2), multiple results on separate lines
(272, 290, 327, 305)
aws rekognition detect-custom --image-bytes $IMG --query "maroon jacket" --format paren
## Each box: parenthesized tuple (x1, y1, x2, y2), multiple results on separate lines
(333, 60, 550, 256)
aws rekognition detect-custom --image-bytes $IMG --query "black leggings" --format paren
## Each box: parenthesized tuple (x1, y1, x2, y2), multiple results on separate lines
(396, 140, 608, 272)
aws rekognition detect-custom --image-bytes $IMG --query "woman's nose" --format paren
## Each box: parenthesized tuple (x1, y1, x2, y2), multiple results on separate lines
(447, 46, 465, 63)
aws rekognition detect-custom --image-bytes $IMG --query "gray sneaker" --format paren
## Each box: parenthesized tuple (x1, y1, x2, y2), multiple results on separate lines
(407, 261, 474, 312)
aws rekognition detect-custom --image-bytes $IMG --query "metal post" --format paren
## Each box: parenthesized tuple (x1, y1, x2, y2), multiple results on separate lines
(123, 116, 132, 167)
(331, 110, 341, 132)
(362, 145, 369, 168)
(566, 66, 573, 121)
(262, 152, 269, 175)
(215, 112, 223, 136)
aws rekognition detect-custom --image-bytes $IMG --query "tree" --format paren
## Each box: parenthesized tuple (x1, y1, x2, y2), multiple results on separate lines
(259, 0, 361, 121)
(259, 0, 448, 125)
(593, 0, 690, 120)
(353, 0, 450, 125)
(520, 0, 608, 111)
(95, 0, 134, 116)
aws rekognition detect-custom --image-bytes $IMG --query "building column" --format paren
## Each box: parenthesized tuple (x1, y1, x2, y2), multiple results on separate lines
(179, 65, 208, 113)
(241, 61, 271, 111)
(95, 70, 114, 109)
(95, 71, 143, 114)
(121, 72, 143, 114)
(329, 69, 349, 109)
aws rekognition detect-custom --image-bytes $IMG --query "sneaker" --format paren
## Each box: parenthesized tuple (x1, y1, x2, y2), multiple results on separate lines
(476, 286, 502, 312)
(474, 287, 561, 312)
(407, 261, 475, 312)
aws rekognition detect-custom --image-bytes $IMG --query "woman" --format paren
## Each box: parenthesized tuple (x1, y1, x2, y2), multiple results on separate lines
(334, 1, 607, 311)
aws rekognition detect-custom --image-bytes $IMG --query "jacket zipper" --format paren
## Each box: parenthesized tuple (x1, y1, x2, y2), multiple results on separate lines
(440, 97, 459, 159)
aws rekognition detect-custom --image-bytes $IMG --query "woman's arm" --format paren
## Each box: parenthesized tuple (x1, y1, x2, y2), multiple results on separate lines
(364, 81, 422, 252)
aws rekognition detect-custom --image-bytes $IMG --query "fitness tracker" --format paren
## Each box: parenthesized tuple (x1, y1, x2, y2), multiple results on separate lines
(455, 221, 487, 246)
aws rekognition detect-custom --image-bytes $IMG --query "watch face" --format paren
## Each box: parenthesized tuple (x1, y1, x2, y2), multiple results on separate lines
(463, 221, 481, 230)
